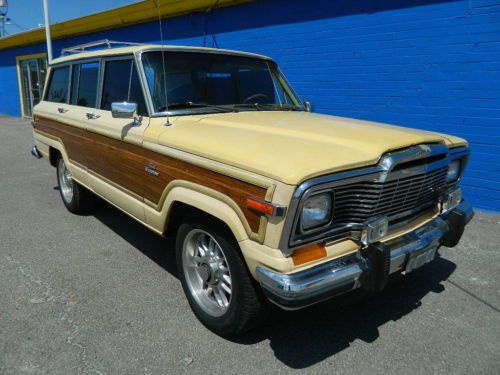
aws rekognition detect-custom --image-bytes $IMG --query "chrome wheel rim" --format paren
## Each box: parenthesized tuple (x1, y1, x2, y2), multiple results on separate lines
(182, 229, 232, 317)
(58, 158, 74, 204)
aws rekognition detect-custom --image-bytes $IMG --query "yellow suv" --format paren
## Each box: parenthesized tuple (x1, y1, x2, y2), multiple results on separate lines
(31, 41, 473, 336)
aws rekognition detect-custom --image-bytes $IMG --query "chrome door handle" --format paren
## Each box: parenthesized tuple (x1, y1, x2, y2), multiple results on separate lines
(57, 107, 68, 113)
(86, 113, 100, 120)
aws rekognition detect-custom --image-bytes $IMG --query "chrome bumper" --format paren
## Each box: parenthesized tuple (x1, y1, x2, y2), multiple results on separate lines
(31, 145, 42, 159)
(256, 201, 474, 310)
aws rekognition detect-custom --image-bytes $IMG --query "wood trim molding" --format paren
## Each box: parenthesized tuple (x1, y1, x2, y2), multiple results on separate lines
(33, 116, 270, 234)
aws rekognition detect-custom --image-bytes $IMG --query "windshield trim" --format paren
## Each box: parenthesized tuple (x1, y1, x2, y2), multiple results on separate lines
(150, 105, 305, 118)
(135, 49, 304, 118)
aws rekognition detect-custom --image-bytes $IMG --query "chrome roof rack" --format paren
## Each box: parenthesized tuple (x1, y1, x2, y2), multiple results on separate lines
(60, 39, 145, 56)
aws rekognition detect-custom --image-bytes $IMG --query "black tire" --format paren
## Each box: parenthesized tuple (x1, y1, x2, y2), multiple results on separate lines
(176, 219, 267, 336)
(56, 156, 96, 214)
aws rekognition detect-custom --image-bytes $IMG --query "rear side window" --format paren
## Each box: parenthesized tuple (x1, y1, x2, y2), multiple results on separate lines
(70, 61, 99, 108)
(46, 67, 69, 103)
(101, 59, 147, 115)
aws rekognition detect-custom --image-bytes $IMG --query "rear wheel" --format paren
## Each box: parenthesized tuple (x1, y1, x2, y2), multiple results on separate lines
(176, 219, 267, 336)
(56, 157, 96, 214)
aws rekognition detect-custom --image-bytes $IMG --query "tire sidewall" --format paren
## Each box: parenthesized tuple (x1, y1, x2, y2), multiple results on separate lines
(56, 157, 77, 211)
(176, 221, 248, 335)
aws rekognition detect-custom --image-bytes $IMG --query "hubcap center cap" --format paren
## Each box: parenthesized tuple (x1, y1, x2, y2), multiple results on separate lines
(197, 261, 220, 285)
(198, 264, 211, 283)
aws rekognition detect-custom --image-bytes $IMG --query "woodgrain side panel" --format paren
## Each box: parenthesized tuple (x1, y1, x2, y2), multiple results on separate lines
(32, 116, 267, 232)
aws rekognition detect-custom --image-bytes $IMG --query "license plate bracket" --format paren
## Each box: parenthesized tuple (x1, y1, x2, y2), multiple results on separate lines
(403, 244, 438, 274)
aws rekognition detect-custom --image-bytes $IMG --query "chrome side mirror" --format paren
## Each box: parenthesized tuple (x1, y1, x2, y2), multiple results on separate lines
(112, 102, 141, 126)
(111, 102, 138, 119)
(304, 100, 313, 113)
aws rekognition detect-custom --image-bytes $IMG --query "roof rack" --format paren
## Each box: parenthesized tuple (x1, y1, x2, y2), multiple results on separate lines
(60, 39, 145, 56)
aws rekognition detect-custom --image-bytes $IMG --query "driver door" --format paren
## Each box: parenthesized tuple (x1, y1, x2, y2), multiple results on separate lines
(83, 56, 151, 220)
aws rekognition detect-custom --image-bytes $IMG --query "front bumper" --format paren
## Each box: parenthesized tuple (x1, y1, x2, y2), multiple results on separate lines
(256, 201, 474, 310)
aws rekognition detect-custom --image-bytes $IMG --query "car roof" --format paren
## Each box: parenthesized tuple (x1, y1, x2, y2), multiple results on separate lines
(50, 44, 272, 65)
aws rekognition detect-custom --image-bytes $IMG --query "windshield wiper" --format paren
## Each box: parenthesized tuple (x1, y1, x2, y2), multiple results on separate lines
(158, 102, 238, 113)
(231, 103, 264, 111)
(233, 103, 304, 111)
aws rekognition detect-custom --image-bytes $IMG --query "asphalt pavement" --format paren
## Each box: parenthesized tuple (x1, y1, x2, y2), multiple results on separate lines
(0, 115, 499, 374)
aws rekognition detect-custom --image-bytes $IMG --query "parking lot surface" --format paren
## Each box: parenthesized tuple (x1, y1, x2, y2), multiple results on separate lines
(0, 115, 499, 374)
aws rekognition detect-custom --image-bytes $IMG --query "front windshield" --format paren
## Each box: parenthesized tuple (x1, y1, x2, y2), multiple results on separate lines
(141, 51, 304, 114)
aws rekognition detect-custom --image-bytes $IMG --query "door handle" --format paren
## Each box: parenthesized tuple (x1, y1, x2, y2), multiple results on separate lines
(86, 113, 100, 120)
(57, 107, 68, 113)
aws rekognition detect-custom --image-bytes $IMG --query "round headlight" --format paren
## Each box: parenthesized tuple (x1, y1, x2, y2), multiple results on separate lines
(301, 192, 332, 230)
(447, 160, 461, 182)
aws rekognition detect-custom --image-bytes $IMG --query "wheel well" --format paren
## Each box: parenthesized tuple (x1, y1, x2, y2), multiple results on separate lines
(48, 147, 61, 167)
(165, 201, 236, 243)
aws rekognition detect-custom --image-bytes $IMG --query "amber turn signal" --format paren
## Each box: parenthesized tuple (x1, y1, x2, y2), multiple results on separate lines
(246, 197, 275, 215)
(291, 243, 327, 266)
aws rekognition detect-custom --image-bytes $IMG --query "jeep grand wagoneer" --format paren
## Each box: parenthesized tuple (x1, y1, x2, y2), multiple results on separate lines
(31, 41, 473, 336)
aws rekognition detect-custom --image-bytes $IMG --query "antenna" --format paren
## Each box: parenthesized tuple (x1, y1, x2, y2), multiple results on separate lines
(154, 0, 171, 126)
(0, 0, 8, 38)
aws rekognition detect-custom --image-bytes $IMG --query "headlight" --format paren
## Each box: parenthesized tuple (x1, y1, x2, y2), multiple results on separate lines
(447, 160, 461, 182)
(301, 192, 332, 230)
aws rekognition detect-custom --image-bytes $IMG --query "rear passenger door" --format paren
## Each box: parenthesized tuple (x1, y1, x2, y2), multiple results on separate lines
(67, 60, 101, 130)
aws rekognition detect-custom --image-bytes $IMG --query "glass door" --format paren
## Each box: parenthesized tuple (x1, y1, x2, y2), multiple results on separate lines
(18, 56, 47, 118)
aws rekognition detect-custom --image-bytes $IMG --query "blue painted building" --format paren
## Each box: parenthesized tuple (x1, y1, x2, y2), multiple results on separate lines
(0, 0, 499, 211)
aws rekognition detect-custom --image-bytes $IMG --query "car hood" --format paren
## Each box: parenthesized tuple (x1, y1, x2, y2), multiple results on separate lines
(146, 111, 466, 185)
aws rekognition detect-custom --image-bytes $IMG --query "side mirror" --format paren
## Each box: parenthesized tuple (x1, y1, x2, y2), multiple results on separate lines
(304, 100, 313, 113)
(111, 102, 137, 119)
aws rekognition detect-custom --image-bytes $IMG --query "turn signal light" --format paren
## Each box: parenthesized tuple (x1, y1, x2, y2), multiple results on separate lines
(246, 197, 286, 217)
(291, 243, 327, 266)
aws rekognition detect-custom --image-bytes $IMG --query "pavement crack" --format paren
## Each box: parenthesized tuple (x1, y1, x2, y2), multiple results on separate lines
(4, 255, 107, 375)
(445, 279, 500, 313)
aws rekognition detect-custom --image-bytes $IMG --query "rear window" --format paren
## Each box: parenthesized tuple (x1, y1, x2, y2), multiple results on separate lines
(46, 67, 70, 103)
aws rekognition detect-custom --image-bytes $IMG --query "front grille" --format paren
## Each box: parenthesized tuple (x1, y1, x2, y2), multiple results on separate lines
(332, 166, 448, 225)
(283, 145, 469, 253)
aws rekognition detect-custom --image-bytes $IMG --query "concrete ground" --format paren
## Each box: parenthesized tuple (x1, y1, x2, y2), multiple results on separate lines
(0, 115, 499, 375)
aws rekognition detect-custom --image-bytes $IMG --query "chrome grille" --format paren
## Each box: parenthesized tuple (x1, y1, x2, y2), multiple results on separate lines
(332, 166, 448, 225)
(281, 145, 470, 254)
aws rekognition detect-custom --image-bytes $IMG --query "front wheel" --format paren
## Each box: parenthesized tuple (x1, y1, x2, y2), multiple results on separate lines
(56, 157, 96, 214)
(176, 220, 267, 336)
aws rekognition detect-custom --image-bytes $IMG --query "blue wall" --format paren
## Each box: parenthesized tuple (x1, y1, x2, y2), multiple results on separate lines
(1, 0, 499, 211)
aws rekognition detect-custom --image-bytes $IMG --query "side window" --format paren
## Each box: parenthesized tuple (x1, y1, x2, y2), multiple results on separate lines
(76, 62, 99, 108)
(69, 62, 99, 108)
(101, 59, 147, 116)
(46, 67, 70, 103)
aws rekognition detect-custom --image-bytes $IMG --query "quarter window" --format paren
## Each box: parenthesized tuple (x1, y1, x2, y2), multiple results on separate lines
(46, 66, 69, 103)
(70, 62, 99, 108)
(101, 59, 147, 115)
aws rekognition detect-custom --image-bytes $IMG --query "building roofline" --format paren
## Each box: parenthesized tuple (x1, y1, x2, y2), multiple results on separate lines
(0, 0, 253, 51)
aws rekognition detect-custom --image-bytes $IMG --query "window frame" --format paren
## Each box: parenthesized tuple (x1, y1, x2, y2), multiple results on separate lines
(44, 55, 151, 116)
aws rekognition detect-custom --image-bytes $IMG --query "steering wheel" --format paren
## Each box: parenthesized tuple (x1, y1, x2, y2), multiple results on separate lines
(242, 93, 270, 104)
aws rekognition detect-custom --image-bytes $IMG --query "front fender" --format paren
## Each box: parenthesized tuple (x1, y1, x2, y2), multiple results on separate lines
(144, 182, 253, 242)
